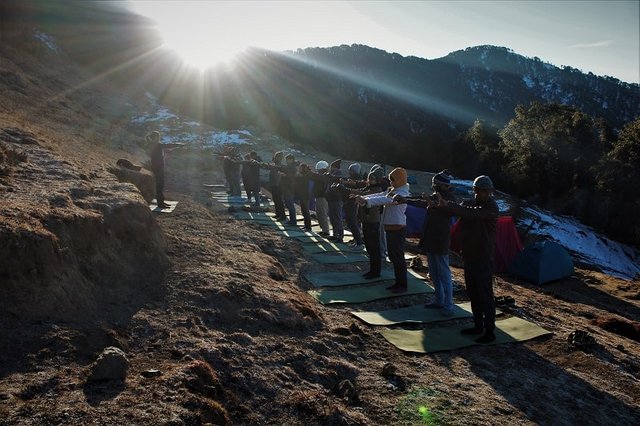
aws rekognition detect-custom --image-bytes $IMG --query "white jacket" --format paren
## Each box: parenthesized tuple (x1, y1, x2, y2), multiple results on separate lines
(364, 184, 410, 226)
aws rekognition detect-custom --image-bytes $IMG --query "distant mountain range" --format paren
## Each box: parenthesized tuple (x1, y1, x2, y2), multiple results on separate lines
(4, 1, 639, 168)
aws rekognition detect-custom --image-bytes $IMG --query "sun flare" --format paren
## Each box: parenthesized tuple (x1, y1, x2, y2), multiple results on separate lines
(131, 2, 254, 69)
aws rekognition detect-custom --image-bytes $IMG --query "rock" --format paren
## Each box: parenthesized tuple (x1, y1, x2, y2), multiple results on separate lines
(381, 362, 397, 377)
(108, 165, 155, 203)
(140, 369, 162, 378)
(87, 346, 129, 382)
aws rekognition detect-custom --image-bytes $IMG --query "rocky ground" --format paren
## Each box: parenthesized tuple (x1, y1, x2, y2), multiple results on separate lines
(1, 153, 639, 425)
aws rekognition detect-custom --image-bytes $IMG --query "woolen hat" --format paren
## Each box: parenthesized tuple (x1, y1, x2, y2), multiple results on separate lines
(389, 167, 407, 187)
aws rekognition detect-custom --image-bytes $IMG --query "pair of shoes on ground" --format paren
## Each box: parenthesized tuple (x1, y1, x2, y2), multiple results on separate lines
(318, 231, 330, 237)
(385, 283, 407, 293)
(460, 327, 496, 343)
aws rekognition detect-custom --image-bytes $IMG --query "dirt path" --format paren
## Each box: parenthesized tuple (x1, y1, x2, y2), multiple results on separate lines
(1, 164, 639, 425)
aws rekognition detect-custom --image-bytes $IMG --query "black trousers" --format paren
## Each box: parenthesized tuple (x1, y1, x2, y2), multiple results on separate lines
(153, 168, 165, 205)
(386, 227, 407, 287)
(464, 260, 496, 332)
(363, 222, 381, 275)
(271, 186, 285, 218)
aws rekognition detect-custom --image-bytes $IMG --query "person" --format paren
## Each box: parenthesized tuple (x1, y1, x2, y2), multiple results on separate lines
(296, 163, 313, 230)
(241, 151, 262, 206)
(342, 163, 364, 248)
(282, 154, 298, 226)
(355, 167, 410, 293)
(222, 145, 242, 196)
(370, 164, 389, 260)
(145, 131, 183, 208)
(267, 151, 286, 220)
(401, 170, 457, 316)
(349, 167, 385, 278)
(311, 161, 331, 236)
(326, 159, 345, 242)
(434, 175, 498, 343)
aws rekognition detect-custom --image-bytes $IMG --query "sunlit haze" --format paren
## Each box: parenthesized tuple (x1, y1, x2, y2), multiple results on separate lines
(128, 0, 639, 83)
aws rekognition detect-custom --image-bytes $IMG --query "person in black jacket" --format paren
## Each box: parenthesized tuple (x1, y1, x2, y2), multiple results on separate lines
(435, 175, 499, 343)
(349, 168, 385, 277)
(267, 151, 286, 220)
(296, 163, 313, 230)
(311, 161, 331, 236)
(146, 131, 183, 208)
(402, 171, 457, 316)
(241, 151, 262, 206)
(326, 159, 345, 242)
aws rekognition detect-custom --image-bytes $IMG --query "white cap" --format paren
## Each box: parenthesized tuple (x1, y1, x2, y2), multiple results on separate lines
(315, 160, 329, 171)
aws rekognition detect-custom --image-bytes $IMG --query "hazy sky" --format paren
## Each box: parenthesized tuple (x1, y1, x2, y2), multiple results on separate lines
(128, 0, 640, 83)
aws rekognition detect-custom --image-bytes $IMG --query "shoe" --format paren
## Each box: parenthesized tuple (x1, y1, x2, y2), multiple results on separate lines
(319, 232, 330, 237)
(440, 308, 454, 317)
(362, 271, 371, 277)
(461, 327, 484, 335)
(391, 286, 407, 294)
(424, 301, 443, 309)
(301, 227, 312, 231)
(286, 221, 297, 226)
(363, 272, 380, 279)
(475, 333, 496, 344)
(386, 283, 399, 290)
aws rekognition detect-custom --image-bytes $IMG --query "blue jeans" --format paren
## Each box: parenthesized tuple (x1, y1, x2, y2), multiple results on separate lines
(426, 253, 454, 311)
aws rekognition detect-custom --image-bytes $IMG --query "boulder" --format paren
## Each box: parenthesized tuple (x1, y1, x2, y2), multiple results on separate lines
(87, 346, 130, 382)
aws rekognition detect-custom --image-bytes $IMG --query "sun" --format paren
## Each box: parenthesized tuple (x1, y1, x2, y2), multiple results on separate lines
(131, 1, 251, 69)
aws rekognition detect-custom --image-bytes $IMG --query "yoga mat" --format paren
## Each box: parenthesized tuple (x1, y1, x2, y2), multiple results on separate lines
(232, 212, 271, 221)
(310, 252, 370, 264)
(149, 200, 178, 213)
(351, 302, 499, 325)
(304, 269, 426, 287)
(380, 316, 552, 353)
(308, 280, 434, 304)
(289, 235, 330, 243)
(301, 241, 357, 254)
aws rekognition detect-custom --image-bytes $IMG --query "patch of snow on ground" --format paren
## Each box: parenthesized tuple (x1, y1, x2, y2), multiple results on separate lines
(203, 131, 248, 146)
(520, 207, 640, 280)
(237, 130, 253, 136)
(184, 121, 201, 127)
(522, 75, 535, 88)
(131, 108, 178, 124)
(34, 31, 59, 51)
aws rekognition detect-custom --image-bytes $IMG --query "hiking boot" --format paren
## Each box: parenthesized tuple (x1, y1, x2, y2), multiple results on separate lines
(363, 272, 380, 279)
(158, 203, 171, 209)
(475, 332, 496, 344)
(461, 327, 484, 335)
(319, 232, 330, 237)
(424, 301, 443, 309)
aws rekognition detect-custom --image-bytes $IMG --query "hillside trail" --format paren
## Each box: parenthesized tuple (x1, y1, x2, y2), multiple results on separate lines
(1, 157, 639, 425)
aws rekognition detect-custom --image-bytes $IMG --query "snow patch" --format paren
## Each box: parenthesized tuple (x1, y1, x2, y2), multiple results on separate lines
(34, 30, 59, 52)
(520, 207, 640, 280)
(522, 75, 535, 88)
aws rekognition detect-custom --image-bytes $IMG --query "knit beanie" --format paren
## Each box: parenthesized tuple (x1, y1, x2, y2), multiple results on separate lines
(330, 159, 342, 170)
(348, 163, 361, 176)
(389, 167, 407, 188)
(368, 167, 384, 182)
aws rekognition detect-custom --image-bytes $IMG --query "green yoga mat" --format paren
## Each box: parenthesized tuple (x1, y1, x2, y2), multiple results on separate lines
(232, 212, 271, 220)
(308, 280, 434, 304)
(304, 269, 426, 287)
(380, 316, 552, 353)
(289, 235, 330, 243)
(350, 302, 503, 325)
(301, 241, 358, 254)
(310, 252, 370, 264)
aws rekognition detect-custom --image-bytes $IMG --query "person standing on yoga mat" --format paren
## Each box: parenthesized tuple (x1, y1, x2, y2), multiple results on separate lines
(434, 175, 498, 343)
(355, 167, 410, 293)
(145, 131, 183, 209)
(348, 167, 385, 278)
(397, 170, 457, 316)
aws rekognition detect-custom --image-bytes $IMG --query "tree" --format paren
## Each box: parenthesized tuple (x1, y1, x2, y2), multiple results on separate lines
(498, 102, 606, 205)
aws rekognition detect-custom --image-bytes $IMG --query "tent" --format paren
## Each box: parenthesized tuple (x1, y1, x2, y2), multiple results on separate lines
(508, 241, 574, 285)
(450, 216, 523, 272)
